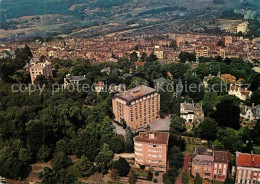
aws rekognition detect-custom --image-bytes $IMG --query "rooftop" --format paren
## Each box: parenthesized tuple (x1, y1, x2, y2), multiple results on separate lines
(181, 102, 203, 111)
(192, 147, 228, 163)
(134, 131, 169, 145)
(113, 85, 157, 105)
(236, 152, 260, 168)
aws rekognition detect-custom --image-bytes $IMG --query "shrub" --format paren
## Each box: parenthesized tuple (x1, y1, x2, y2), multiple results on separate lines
(139, 165, 145, 170)
(155, 171, 159, 176)
(153, 178, 158, 183)
(147, 171, 153, 181)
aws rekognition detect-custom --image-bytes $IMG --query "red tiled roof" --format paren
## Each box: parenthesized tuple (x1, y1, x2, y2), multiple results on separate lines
(135, 62, 145, 67)
(236, 152, 260, 168)
(230, 85, 251, 96)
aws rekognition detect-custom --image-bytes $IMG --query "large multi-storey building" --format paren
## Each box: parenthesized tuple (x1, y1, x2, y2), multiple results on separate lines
(112, 85, 160, 129)
(134, 131, 169, 172)
(234, 152, 260, 184)
(191, 147, 229, 181)
(29, 60, 52, 84)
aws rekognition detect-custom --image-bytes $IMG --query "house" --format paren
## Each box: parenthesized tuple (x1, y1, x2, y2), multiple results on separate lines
(191, 147, 229, 181)
(64, 74, 86, 88)
(180, 101, 204, 123)
(233, 152, 260, 184)
(229, 85, 252, 101)
(29, 60, 53, 84)
(240, 104, 260, 128)
(134, 131, 169, 172)
(135, 61, 145, 69)
(112, 85, 160, 129)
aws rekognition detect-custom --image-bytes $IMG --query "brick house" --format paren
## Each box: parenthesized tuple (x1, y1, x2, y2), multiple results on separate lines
(191, 147, 229, 181)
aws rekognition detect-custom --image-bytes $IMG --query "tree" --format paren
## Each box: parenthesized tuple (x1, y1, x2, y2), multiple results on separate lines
(212, 140, 225, 151)
(113, 157, 130, 177)
(251, 120, 260, 144)
(224, 177, 235, 184)
(168, 146, 184, 169)
(182, 169, 189, 184)
(37, 145, 52, 162)
(169, 40, 177, 50)
(194, 173, 202, 184)
(95, 143, 114, 174)
(194, 118, 218, 141)
(51, 152, 72, 171)
(211, 96, 240, 129)
(75, 156, 95, 177)
(109, 136, 125, 153)
(39, 167, 77, 184)
(153, 178, 158, 183)
(141, 52, 148, 62)
(0, 139, 32, 180)
(169, 114, 186, 136)
(217, 128, 243, 153)
(129, 170, 137, 184)
(125, 126, 134, 152)
(202, 92, 219, 116)
(147, 170, 153, 181)
(130, 52, 138, 63)
(179, 52, 196, 63)
(147, 52, 158, 62)
(155, 171, 159, 176)
(251, 90, 260, 106)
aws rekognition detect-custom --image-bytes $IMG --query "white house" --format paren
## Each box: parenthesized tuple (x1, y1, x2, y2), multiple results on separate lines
(229, 85, 252, 101)
(180, 101, 204, 123)
(64, 74, 86, 88)
(240, 104, 260, 121)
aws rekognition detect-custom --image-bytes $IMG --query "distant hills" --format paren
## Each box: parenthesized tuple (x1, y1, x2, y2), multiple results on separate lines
(0, 0, 253, 21)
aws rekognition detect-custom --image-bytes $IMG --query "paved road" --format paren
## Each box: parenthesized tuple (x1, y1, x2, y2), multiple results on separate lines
(113, 122, 126, 136)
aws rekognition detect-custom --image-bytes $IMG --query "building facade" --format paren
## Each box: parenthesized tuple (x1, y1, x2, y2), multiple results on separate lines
(112, 85, 160, 129)
(29, 60, 53, 84)
(180, 102, 204, 123)
(191, 147, 229, 181)
(229, 85, 252, 101)
(134, 131, 169, 172)
(64, 74, 86, 88)
(234, 152, 260, 184)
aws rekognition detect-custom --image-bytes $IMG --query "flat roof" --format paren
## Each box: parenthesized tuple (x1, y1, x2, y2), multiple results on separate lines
(134, 132, 169, 145)
(113, 85, 157, 105)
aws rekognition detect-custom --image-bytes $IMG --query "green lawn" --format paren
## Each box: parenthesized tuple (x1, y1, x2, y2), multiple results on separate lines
(131, 168, 148, 178)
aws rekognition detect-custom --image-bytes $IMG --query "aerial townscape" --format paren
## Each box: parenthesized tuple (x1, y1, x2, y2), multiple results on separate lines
(0, 0, 260, 184)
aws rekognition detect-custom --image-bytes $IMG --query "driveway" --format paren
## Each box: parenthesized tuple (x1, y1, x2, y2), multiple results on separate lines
(113, 122, 126, 136)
